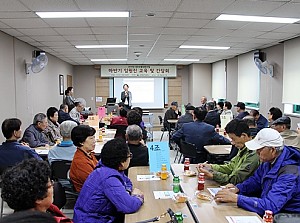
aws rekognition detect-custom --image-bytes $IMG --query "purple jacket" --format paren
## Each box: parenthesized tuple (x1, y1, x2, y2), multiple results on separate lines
(237, 146, 300, 215)
(73, 161, 143, 223)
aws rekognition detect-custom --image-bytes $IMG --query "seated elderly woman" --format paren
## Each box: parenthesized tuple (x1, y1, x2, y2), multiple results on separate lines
(44, 107, 61, 144)
(74, 138, 144, 223)
(0, 210, 56, 223)
(69, 125, 98, 192)
(47, 120, 77, 165)
(1, 159, 71, 223)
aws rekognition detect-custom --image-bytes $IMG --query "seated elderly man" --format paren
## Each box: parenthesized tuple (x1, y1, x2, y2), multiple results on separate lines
(172, 108, 230, 163)
(204, 101, 221, 127)
(69, 101, 84, 123)
(48, 120, 78, 165)
(199, 119, 260, 185)
(250, 109, 268, 131)
(271, 116, 300, 149)
(234, 102, 249, 120)
(58, 104, 79, 125)
(22, 113, 54, 148)
(0, 118, 42, 168)
(126, 124, 149, 168)
(163, 101, 181, 130)
(215, 128, 300, 215)
(176, 104, 195, 130)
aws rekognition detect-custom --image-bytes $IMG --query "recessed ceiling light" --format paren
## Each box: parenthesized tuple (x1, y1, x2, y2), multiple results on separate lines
(164, 59, 199, 62)
(180, 45, 230, 50)
(76, 45, 128, 49)
(216, 14, 299, 24)
(36, 11, 130, 18)
(91, 59, 127, 62)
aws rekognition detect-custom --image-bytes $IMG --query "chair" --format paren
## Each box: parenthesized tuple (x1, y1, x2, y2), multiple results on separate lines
(0, 166, 12, 218)
(50, 160, 78, 201)
(53, 181, 67, 209)
(110, 124, 128, 140)
(158, 115, 168, 141)
(179, 140, 207, 164)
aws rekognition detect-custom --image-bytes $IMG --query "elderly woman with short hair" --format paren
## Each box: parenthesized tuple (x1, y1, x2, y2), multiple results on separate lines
(1, 159, 72, 223)
(69, 125, 98, 192)
(44, 107, 61, 144)
(74, 138, 144, 223)
(47, 120, 77, 165)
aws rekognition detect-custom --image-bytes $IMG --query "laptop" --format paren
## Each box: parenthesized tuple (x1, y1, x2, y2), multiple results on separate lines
(106, 97, 116, 105)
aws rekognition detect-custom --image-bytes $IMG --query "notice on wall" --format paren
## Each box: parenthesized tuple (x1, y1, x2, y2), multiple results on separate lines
(147, 141, 170, 173)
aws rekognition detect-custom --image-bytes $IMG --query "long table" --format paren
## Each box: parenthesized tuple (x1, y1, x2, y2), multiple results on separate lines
(35, 129, 116, 157)
(125, 166, 195, 222)
(171, 164, 263, 223)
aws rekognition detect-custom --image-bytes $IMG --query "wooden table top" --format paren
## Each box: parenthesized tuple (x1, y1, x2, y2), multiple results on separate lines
(125, 166, 195, 223)
(204, 145, 232, 155)
(171, 164, 262, 223)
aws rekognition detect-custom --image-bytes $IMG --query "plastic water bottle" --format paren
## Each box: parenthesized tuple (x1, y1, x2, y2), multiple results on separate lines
(184, 158, 190, 171)
(160, 164, 168, 180)
(198, 173, 205, 191)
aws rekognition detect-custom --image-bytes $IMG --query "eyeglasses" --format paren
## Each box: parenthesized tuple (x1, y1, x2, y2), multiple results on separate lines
(47, 180, 54, 188)
(127, 152, 133, 159)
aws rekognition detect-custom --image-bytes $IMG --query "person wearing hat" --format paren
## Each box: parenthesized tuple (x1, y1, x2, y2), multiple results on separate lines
(235, 102, 249, 120)
(204, 101, 221, 127)
(175, 103, 195, 130)
(214, 128, 300, 215)
(163, 101, 181, 130)
(271, 116, 300, 149)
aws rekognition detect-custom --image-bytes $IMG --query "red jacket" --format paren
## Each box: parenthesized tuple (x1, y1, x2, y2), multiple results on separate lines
(48, 204, 73, 223)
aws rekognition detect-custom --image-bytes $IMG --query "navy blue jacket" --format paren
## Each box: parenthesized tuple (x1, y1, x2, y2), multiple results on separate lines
(237, 146, 300, 215)
(176, 112, 193, 130)
(0, 141, 42, 168)
(256, 114, 268, 131)
(235, 111, 250, 120)
(22, 124, 53, 148)
(172, 121, 230, 153)
(58, 110, 79, 125)
(204, 110, 221, 127)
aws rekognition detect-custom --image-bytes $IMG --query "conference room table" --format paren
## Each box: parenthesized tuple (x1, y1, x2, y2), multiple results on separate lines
(171, 164, 263, 223)
(35, 128, 116, 158)
(125, 166, 196, 222)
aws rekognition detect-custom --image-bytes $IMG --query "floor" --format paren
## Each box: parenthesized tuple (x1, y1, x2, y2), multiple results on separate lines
(0, 130, 178, 219)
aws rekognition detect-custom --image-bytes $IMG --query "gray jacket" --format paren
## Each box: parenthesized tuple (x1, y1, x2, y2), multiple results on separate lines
(22, 124, 54, 148)
(121, 91, 132, 107)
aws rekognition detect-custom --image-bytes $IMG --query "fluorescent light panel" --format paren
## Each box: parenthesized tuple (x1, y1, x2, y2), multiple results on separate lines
(180, 45, 230, 50)
(76, 45, 128, 49)
(91, 59, 127, 62)
(36, 11, 130, 18)
(164, 59, 199, 62)
(216, 14, 300, 24)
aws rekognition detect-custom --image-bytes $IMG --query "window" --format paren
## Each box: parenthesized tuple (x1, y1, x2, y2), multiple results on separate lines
(284, 104, 300, 117)
(293, 104, 300, 114)
(245, 102, 259, 109)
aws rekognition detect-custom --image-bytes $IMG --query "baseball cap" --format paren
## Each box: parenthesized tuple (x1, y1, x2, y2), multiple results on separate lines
(186, 105, 195, 110)
(272, 116, 291, 126)
(171, 101, 178, 107)
(235, 102, 245, 110)
(245, 128, 283, 151)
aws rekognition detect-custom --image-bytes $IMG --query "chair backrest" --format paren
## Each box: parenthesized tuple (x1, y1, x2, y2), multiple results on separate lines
(53, 181, 66, 209)
(51, 160, 72, 180)
(110, 124, 128, 140)
(158, 115, 163, 125)
(180, 140, 198, 158)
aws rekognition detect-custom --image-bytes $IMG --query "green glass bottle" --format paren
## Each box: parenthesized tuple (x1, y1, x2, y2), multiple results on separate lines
(173, 176, 180, 193)
(175, 212, 183, 223)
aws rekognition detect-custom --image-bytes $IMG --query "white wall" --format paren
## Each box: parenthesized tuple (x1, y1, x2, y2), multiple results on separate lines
(0, 31, 73, 142)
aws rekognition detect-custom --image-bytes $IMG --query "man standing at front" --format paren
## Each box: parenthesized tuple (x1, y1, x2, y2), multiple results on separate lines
(215, 128, 300, 215)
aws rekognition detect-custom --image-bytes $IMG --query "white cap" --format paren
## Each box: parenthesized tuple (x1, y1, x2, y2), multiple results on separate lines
(245, 128, 283, 151)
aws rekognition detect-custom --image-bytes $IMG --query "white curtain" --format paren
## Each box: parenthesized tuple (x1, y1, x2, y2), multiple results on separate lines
(212, 60, 226, 100)
(237, 52, 260, 103)
(283, 37, 300, 105)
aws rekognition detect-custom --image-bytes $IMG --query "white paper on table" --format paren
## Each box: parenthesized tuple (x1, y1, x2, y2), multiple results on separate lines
(226, 216, 262, 223)
(207, 188, 222, 197)
(137, 175, 160, 181)
(153, 191, 174, 199)
(224, 147, 232, 152)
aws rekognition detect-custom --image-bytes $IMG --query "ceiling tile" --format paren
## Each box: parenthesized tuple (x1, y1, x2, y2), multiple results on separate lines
(1, 18, 49, 28)
(19, 0, 79, 11)
(86, 18, 128, 27)
(0, 0, 28, 11)
(30, 35, 66, 42)
(129, 17, 170, 28)
(266, 2, 300, 17)
(18, 28, 58, 36)
(128, 0, 181, 11)
(44, 18, 89, 28)
(1, 28, 24, 37)
(54, 27, 93, 35)
(91, 27, 126, 35)
(177, 0, 235, 13)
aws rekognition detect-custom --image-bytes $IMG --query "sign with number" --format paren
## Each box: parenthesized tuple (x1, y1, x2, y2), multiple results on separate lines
(147, 141, 170, 173)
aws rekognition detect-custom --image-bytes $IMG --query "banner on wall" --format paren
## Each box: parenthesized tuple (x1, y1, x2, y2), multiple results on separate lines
(100, 65, 177, 77)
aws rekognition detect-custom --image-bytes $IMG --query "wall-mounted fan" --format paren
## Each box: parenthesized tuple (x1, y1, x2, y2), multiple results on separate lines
(25, 51, 48, 74)
(254, 57, 274, 77)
